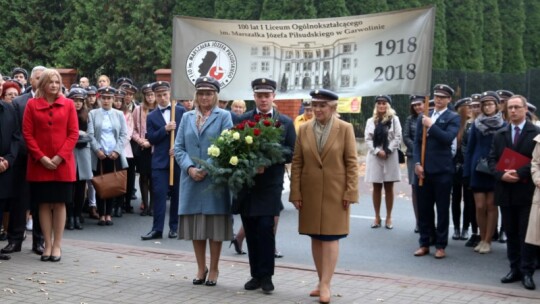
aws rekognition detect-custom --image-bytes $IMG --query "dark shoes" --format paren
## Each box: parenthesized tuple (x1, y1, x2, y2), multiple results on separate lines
(1, 242, 22, 254)
(451, 228, 460, 240)
(40, 255, 61, 262)
(465, 234, 480, 247)
(261, 276, 274, 294)
(460, 229, 469, 240)
(229, 239, 246, 254)
(113, 207, 123, 218)
(74, 217, 83, 230)
(32, 242, 44, 255)
(168, 231, 178, 239)
(141, 231, 162, 241)
(66, 217, 75, 230)
(193, 268, 208, 285)
(501, 270, 522, 283)
(244, 278, 261, 290)
(0, 253, 10, 260)
(522, 274, 536, 290)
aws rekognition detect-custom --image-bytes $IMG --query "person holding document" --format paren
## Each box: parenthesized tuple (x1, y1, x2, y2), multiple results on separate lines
(488, 95, 540, 290)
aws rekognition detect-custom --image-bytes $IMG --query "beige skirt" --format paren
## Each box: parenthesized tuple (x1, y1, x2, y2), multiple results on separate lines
(525, 203, 540, 246)
(178, 214, 233, 241)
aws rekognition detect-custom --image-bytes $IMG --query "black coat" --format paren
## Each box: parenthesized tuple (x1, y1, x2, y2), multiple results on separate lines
(488, 121, 540, 207)
(403, 114, 419, 157)
(233, 110, 296, 216)
(0, 101, 21, 199)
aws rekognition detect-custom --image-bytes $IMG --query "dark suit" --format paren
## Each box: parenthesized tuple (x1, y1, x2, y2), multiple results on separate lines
(488, 121, 540, 276)
(10, 93, 42, 248)
(146, 105, 185, 234)
(235, 109, 295, 280)
(413, 109, 460, 249)
(0, 101, 20, 200)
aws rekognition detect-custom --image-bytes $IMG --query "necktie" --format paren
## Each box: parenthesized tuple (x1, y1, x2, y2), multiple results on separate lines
(160, 106, 171, 113)
(262, 113, 271, 118)
(513, 126, 520, 146)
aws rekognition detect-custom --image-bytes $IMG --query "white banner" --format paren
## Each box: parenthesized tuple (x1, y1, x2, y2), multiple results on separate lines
(172, 6, 435, 100)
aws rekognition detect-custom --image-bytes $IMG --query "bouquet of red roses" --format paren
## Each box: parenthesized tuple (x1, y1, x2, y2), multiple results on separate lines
(198, 115, 286, 194)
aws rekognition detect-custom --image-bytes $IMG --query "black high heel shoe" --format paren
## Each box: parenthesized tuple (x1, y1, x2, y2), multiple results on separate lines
(205, 271, 219, 286)
(229, 239, 246, 255)
(193, 268, 208, 285)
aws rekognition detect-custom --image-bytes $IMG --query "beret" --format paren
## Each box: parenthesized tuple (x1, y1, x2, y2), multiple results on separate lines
(67, 88, 87, 100)
(116, 77, 133, 86)
(375, 94, 392, 105)
(252, 78, 276, 93)
(86, 86, 97, 95)
(454, 97, 471, 110)
(97, 86, 117, 96)
(11, 67, 28, 79)
(195, 76, 220, 93)
(152, 81, 170, 92)
(433, 84, 454, 97)
(310, 88, 339, 101)
(480, 91, 500, 104)
(409, 95, 425, 104)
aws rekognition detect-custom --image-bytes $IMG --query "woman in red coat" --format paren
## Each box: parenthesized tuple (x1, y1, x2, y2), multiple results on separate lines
(22, 69, 79, 262)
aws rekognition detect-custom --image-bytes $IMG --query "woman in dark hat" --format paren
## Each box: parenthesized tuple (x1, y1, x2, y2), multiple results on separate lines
(463, 91, 506, 254)
(174, 77, 233, 287)
(132, 83, 156, 215)
(403, 95, 425, 232)
(364, 95, 402, 229)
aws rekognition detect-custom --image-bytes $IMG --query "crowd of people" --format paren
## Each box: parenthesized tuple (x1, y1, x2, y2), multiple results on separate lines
(1, 64, 540, 301)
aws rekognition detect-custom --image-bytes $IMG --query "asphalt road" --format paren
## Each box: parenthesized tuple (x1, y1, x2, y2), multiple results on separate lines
(59, 170, 526, 291)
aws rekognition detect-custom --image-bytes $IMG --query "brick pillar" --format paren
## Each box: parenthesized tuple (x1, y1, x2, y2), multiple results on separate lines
(274, 99, 301, 120)
(155, 69, 172, 82)
(57, 68, 78, 90)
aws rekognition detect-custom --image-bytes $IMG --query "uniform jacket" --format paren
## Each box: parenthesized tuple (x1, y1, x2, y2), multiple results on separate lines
(233, 110, 296, 216)
(22, 96, 79, 182)
(87, 108, 128, 171)
(289, 118, 358, 235)
(0, 101, 21, 199)
(147, 104, 185, 170)
(488, 121, 540, 207)
(403, 114, 419, 157)
(413, 109, 460, 175)
(526, 134, 540, 246)
(174, 107, 232, 215)
(12, 92, 33, 160)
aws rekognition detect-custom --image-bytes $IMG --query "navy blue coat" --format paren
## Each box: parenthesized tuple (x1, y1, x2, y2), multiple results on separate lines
(233, 110, 296, 216)
(413, 109, 460, 176)
(147, 104, 185, 170)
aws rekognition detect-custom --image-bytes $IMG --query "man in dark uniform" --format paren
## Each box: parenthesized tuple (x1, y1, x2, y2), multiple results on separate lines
(235, 78, 296, 293)
(2, 66, 46, 255)
(141, 81, 184, 240)
(413, 84, 460, 259)
(0, 100, 21, 260)
(489, 95, 539, 290)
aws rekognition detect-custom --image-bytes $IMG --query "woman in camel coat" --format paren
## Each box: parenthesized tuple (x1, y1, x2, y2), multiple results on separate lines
(290, 89, 358, 304)
(526, 134, 540, 246)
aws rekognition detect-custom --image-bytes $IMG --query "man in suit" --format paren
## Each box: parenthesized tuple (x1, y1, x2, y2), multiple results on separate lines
(141, 81, 185, 240)
(2, 66, 46, 256)
(236, 78, 296, 293)
(488, 95, 539, 290)
(413, 84, 460, 259)
(0, 100, 21, 260)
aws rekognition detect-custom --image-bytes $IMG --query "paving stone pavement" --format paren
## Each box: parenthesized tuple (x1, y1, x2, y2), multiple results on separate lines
(1, 239, 539, 304)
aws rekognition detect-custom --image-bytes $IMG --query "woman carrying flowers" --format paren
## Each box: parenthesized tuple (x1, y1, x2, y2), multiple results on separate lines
(174, 77, 233, 287)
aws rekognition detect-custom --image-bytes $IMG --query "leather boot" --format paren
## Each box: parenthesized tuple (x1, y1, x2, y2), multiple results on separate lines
(74, 217, 83, 230)
(66, 217, 74, 230)
(89, 207, 99, 219)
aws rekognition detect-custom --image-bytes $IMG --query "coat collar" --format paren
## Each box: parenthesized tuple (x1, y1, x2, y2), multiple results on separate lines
(305, 118, 341, 165)
(34, 96, 67, 110)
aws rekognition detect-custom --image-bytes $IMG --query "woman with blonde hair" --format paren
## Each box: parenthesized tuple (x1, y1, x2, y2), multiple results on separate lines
(365, 95, 402, 229)
(97, 75, 110, 88)
(22, 69, 79, 261)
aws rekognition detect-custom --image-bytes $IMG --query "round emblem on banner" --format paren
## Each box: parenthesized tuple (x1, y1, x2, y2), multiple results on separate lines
(186, 41, 237, 89)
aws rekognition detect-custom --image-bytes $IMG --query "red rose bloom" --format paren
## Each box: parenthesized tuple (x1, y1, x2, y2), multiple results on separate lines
(236, 122, 245, 130)
(254, 114, 262, 122)
(253, 128, 261, 136)
(263, 120, 271, 126)
(274, 121, 282, 127)
(247, 121, 256, 127)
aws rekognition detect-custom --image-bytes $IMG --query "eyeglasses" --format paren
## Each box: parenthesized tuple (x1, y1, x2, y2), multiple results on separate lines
(507, 105, 524, 110)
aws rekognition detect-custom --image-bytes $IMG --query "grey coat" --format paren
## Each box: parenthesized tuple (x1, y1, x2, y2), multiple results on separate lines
(87, 108, 128, 171)
(73, 131, 93, 180)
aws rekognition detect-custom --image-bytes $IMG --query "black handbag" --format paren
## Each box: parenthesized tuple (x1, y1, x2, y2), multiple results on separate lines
(397, 149, 405, 164)
(475, 157, 492, 175)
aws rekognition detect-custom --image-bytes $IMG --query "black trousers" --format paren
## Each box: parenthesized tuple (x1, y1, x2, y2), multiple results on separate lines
(241, 215, 275, 279)
(451, 169, 476, 232)
(122, 157, 136, 210)
(500, 204, 538, 276)
(417, 173, 452, 249)
(94, 158, 122, 217)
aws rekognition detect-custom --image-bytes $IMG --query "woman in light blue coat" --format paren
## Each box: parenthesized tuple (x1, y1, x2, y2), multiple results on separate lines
(174, 77, 233, 286)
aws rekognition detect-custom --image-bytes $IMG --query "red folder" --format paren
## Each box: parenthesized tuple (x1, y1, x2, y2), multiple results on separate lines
(495, 147, 531, 171)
